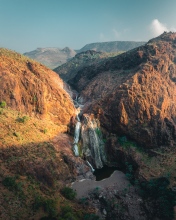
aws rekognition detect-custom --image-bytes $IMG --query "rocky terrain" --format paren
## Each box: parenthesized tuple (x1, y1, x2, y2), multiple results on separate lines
(69, 32, 176, 151)
(0, 48, 75, 128)
(0, 48, 97, 219)
(77, 41, 146, 53)
(24, 41, 145, 70)
(1, 32, 176, 220)
(61, 32, 176, 219)
(24, 47, 76, 69)
(54, 50, 122, 82)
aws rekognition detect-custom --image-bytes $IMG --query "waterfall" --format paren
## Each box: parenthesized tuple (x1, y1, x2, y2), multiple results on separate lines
(72, 94, 106, 171)
(74, 121, 81, 144)
(73, 144, 79, 157)
(86, 160, 95, 172)
(81, 114, 107, 169)
(73, 121, 81, 157)
(72, 93, 81, 157)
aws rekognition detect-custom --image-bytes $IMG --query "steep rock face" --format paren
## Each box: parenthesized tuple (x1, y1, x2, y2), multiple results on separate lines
(69, 32, 176, 149)
(0, 48, 75, 127)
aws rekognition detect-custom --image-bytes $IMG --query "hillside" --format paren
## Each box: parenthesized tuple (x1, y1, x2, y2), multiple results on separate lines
(68, 32, 176, 184)
(77, 41, 146, 53)
(24, 41, 145, 70)
(24, 47, 76, 69)
(0, 107, 96, 219)
(0, 48, 75, 128)
(1, 33, 176, 219)
(54, 50, 123, 82)
(0, 48, 98, 219)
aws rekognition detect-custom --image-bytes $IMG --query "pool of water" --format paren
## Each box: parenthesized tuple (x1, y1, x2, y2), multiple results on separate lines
(94, 165, 118, 181)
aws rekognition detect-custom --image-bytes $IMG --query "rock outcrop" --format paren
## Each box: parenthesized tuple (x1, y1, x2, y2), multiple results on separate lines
(0, 48, 75, 127)
(69, 32, 176, 149)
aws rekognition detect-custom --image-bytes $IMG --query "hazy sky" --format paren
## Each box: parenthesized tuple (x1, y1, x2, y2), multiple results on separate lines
(0, 0, 176, 53)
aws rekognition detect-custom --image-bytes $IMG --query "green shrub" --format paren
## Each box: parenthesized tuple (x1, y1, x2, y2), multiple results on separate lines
(2, 176, 16, 189)
(140, 177, 176, 220)
(2, 176, 23, 192)
(43, 128, 48, 134)
(79, 197, 89, 206)
(95, 128, 101, 136)
(60, 187, 76, 200)
(33, 195, 57, 217)
(16, 115, 29, 123)
(2, 176, 24, 199)
(0, 101, 6, 108)
(83, 213, 100, 220)
(59, 205, 78, 220)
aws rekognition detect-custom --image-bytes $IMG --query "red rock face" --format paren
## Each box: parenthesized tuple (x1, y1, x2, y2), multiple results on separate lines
(0, 49, 75, 126)
(70, 32, 176, 148)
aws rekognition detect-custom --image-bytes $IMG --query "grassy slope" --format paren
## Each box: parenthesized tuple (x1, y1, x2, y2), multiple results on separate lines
(0, 106, 95, 219)
(0, 48, 93, 219)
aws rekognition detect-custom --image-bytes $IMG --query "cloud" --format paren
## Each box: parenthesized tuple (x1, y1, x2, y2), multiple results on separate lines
(149, 19, 176, 37)
(150, 19, 168, 36)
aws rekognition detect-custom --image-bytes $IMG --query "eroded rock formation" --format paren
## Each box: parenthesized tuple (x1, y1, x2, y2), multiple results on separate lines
(0, 48, 75, 127)
(69, 32, 176, 149)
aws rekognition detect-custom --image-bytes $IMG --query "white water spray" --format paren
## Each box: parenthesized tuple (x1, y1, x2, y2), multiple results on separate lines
(86, 160, 95, 172)
(74, 121, 81, 144)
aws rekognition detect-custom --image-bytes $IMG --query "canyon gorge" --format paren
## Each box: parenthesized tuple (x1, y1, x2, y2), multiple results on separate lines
(0, 32, 176, 220)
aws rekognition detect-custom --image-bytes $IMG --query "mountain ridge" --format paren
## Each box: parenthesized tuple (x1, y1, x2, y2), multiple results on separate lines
(54, 50, 123, 82)
(24, 40, 146, 69)
(64, 32, 176, 187)
(24, 47, 76, 69)
(77, 40, 146, 53)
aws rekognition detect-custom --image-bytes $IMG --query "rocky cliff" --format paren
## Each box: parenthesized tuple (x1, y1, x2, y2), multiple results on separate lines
(0, 48, 96, 219)
(0, 48, 75, 128)
(69, 32, 176, 150)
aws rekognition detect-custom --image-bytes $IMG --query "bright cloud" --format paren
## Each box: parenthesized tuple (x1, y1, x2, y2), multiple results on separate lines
(149, 19, 176, 37)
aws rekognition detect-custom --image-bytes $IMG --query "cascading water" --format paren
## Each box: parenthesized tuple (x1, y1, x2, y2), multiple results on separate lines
(72, 94, 81, 157)
(72, 94, 105, 171)
(73, 121, 81, 157)
(86, 160, 95, 172)
(81, 114, 107, 169)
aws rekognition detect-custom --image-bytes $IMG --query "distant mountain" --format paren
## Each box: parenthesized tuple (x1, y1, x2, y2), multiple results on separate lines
(77, 41, 146, 53)
(24, 41, 145, 69)
(24, 47, 76, 69)
(54, 50, 123, 82)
